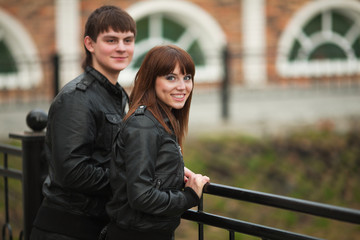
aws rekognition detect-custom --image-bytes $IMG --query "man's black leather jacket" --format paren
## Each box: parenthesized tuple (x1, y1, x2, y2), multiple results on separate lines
(106, 106, 199, 234)
(35, 66, 128, 237)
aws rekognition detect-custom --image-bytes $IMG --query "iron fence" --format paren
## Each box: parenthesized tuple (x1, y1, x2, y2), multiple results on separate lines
(182, 183, 360, 240)
(1, 134, 360, 240)
(0, 143, 22, 240)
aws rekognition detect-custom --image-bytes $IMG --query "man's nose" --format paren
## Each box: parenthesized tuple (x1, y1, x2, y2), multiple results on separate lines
(116, 41, 126, 51)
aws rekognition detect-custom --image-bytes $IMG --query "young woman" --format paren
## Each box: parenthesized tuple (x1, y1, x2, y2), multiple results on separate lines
(106, 45, 210, 240)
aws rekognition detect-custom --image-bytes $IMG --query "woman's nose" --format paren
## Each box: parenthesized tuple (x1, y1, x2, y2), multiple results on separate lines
(176, 79, 186, 90)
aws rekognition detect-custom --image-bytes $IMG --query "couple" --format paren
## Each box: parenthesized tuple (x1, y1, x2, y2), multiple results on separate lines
(30, 5, 210, 240)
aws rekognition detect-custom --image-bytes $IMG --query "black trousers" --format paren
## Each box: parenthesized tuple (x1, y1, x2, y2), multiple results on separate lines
(107, 222, 174, 240)
(30, 227, 82, 240)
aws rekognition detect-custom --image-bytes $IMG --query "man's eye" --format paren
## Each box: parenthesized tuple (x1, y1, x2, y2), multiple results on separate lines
(125, 38, 134, 43)
(106, 39, 117, 43)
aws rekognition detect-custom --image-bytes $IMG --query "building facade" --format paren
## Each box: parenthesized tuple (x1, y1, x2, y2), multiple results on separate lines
(0, 0, 359, 103)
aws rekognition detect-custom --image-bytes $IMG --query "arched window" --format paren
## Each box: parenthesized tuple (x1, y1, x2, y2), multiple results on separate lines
(0, 38, 17, 73)
(133, 15, 205, 68)
(0, 9, 42, 89)
(277, 0, 360, 77)
(119, 0, 226, 86)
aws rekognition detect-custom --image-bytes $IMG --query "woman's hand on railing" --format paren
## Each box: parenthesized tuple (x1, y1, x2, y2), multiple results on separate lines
(185, 173, 210, 198)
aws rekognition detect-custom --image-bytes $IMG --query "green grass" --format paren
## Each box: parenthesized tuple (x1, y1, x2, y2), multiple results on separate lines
(177, 124, 360, 240)
(1, 125, 360, 240)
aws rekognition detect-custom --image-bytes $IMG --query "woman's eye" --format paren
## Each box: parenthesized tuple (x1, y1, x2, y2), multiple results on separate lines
(184, 75, 192, 81)
(165, 75, 176, 81)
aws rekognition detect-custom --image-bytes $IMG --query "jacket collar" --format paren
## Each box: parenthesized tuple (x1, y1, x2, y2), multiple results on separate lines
(85, 66, 124, 97)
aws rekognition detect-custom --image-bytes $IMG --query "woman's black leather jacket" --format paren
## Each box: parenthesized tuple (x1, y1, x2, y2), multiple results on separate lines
(106, 106, 199, 234)
(34, 66, 128, 238)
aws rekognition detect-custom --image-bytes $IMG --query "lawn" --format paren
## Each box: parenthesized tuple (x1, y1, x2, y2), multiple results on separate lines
(1, 123, 359, 240)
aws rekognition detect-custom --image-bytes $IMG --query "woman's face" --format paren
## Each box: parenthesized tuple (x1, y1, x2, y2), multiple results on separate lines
(155, 64, 193, 110)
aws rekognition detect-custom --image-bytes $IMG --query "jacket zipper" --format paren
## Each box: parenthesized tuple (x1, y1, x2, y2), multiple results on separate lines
(155, 179, 162, 189)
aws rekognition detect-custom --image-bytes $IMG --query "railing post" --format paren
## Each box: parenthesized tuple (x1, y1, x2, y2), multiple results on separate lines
(198, 195, 204, 240)
(221, 45, 230, 121)
(2, 153, 13, 240)
(9, 109, 48, 240)
(53, 53, 60, 97)
(229, 230, 234, 240)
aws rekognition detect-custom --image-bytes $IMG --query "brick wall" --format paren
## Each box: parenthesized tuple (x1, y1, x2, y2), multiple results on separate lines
(0, 0, 56, 102)
(1, 0, 360, 103)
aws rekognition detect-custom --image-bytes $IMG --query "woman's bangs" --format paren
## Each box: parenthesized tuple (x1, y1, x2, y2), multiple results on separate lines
(178, 55, 195, 76)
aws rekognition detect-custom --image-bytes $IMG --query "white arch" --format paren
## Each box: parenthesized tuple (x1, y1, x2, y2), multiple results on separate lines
(276, 0, 360, 77)
(0, 8, 42, 89)
(119, 0, 227, 85)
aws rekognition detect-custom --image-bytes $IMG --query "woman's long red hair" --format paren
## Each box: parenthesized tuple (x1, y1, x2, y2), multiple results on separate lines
(125, 45, 195, 148)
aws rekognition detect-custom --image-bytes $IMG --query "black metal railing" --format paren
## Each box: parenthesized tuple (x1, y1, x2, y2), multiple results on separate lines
(182, 183, 360, 240)
(1, 117, 360, 240)
(0, 143, 22, 240)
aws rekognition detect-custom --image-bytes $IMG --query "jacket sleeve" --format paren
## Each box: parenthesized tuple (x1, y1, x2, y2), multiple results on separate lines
(122, 115, 199, 217)
(47, 91, 110, 195)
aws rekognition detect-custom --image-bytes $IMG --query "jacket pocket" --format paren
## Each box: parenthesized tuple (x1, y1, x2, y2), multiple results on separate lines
(102, 113, 122, 151)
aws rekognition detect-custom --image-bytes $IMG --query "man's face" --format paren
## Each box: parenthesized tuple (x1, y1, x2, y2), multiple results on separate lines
(85, 28, 135, 84)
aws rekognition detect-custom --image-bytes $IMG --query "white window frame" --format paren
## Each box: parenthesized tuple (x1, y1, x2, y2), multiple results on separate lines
(276, 0, 360, 78)
(119, 0, 226, 86)
(0, 9, 42, 89)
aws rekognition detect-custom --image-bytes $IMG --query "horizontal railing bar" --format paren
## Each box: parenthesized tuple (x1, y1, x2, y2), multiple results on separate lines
(0, 144, 22, 156)
(0, 167, 22, 180)
(204, 183, 360, 224)
(182, 209, 322, 240)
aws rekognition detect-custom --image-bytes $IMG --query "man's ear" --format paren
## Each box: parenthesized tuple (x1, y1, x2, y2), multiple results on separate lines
(84, 36, 95, 53)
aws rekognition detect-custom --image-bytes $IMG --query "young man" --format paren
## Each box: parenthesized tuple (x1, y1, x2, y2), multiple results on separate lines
(30, 6, 136, 240)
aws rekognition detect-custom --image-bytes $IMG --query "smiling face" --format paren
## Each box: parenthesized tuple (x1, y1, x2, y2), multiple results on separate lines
(155, 63, 193, 110)
(84, 28, 135, 84)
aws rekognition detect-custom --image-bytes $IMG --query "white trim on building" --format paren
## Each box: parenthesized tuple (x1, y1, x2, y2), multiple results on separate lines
(120, 0, 227, 86)
(242, 0, 267, 88)
(0, 9, 42, 89)
(55, 0, 81, 87)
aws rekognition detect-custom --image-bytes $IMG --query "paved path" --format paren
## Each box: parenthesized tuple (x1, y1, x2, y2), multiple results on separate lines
(188, 86, 360, 137)
(1, 86, 360, 141)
